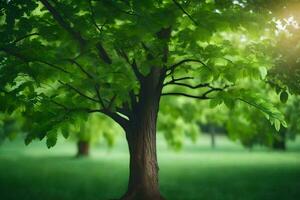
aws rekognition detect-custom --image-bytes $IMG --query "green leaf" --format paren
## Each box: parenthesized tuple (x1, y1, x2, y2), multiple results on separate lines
(46, 131, 57, 148)
(25, 134, 34, 145)
(274, 120, 281, 131)
(61, 124, 69, 139)
(209, 98, 222, 108)
(224, 98, 235, 109)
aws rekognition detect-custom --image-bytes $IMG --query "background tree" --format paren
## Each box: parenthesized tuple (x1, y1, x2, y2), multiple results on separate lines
(158, 97, 199, 150)
(267, 2, 300, 96)
(69, 114, 120, 157)
(226, 95, 300, 151)
(0, 1, 287, 199)
(0, 112, 22, 144)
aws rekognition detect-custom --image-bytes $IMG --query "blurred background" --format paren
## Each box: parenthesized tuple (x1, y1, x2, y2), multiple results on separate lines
(1, 98, 300, 200)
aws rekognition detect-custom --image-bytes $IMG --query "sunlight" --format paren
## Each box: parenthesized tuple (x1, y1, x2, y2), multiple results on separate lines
(275, 16, 299, 36)
(274, 2, 300, 35)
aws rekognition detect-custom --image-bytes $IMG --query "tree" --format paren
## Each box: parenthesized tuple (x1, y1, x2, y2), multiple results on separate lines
(267, 2, 300, 96)
(0, 1, 287, 199)
(69, 114, 120, 157)
(158, 97, 199, 150)
(226, 94, 300, 151)
(0, 112, 22, 144)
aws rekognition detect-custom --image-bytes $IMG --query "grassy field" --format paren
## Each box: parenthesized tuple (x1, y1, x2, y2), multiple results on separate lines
(0, 135, 300, 200)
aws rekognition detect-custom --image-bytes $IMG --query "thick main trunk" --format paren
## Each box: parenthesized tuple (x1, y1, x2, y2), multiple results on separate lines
(76, 140, 90, 157)
(121, 70, 165, 200)
(121, 108, 164, 199)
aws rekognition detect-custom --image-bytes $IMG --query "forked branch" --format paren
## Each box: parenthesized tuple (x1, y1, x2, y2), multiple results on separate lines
(162, 85, 230, 99)
(167, 59, 211, 76)
(116, 48, 144, 82)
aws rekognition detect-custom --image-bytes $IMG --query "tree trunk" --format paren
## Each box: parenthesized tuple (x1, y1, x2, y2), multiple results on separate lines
(121, 125, 164, 200)
(272, 128, 286, 151)
(273, 139, 286, 150)
(76, 140, 90, 157)
(121, 69, 166, 200)
(120, 28, 170, 200)
(210, 126, 216, 149)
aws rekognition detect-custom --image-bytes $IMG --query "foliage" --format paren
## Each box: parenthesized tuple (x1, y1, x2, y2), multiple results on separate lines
(68, 113, 122, 148)
(267, 5, 300, 96)
(0, 0, 287, 147)
(0, 112, 22, 144)
(158, 97, 199, 150)
(285, 97, 300, 140)
(226, 92, 300, 149)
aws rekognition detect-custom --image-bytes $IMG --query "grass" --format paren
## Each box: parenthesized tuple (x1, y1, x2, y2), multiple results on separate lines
(0, 135, 300, 200)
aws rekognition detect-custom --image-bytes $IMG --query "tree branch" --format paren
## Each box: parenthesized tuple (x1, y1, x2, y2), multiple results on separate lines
(58, 80, 98, 103)
(163, 76, 194, 86)
(96, 42, 112, 64)
(172, 0, 198, 25)
(51, 98, 128, 132)
(11, 33, 40, 44)
(117, 104, 131, 118)
(168, 59, 211, 75)
(162, 85, 230, 99)
(162, 92, 210, 100)
(88, 0, 103, 33)
(37, 60, 71, 74)
(0, 47, 71, 74)
(130, 59, 144, 82)
(40, 0, 113, 65)
(116, 48, 144, 82)
(164, 82, 209, 89)
(50, 99, 101, 113)
(141, 42, 154, 60)
(102, 110, 129, 130)
(39, 0, 86, 48)
(107, 94, 117, 110)
(65, 58, 93, 79)
(94, 84, 106, 109)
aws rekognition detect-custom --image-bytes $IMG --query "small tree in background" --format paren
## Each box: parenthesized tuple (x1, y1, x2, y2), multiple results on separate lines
(69, 114, 120, 157)
(0, 112, 22, 144)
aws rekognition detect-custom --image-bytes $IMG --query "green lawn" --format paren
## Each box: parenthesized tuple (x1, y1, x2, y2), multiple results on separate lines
(0, 136, 300, 200)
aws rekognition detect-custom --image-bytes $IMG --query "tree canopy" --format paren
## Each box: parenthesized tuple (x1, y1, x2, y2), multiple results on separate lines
(0, 0, 286, 143)
(0, 0, 294, 199)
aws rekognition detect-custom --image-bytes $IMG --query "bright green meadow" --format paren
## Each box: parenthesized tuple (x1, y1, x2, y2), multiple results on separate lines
(0, 136, 300, 200)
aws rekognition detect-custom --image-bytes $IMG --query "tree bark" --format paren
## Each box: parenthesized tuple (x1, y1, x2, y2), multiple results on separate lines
(121, 122, 164, 200)
(120, 68, 166, 200)
(120, 27, 170, 200)
(76, 140, 90, 157)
